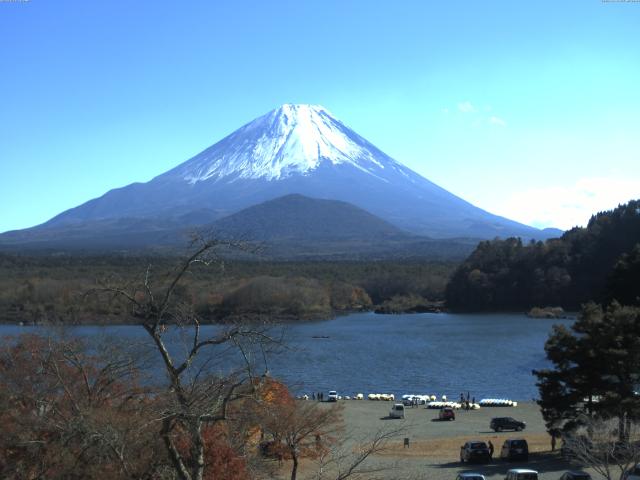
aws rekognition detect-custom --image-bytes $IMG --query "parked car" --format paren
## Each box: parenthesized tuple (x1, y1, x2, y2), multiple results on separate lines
(460, 441, 491, 464)
(456, 473, 486, 480)
(500, 439, 529, 461)
(559, 471, 592, 480)
(327, 390, 338, 402)
(623, 465, 640, 480)
(505, 469, 538, 480)
(490, 417, 526, 432)
(389, 403, 405, 419)
(439, 407, 456, 421)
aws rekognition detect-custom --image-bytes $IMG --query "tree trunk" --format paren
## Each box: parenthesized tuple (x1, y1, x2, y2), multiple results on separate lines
(290, 452, 299, 480)
(192, 421, 206, 480)
(161, 418, 192, 480)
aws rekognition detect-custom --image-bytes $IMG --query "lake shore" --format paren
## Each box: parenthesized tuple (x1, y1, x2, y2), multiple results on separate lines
(328, 399, 550, 445)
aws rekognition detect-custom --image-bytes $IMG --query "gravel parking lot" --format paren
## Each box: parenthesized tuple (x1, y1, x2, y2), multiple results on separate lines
(287, 400, 596, 480)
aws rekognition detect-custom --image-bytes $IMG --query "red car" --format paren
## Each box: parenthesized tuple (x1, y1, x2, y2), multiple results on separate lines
(439, 407, 456, 421)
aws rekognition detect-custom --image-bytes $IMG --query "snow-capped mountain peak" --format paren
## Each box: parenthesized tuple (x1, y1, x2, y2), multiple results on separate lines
(173, 104, 389, 183)
(11, 103, 559, 244)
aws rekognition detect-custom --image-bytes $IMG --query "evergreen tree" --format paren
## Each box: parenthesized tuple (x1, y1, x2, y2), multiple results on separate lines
(445, 199, 640, 311)
(534, 303, 640, 439)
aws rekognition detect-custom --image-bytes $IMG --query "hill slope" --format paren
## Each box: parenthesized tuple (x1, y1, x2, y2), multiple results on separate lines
(211, 194, 479, 260)
(213, 194, 407, 241)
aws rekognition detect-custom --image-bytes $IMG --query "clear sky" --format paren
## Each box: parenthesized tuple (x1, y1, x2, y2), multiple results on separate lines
(1, 0, 639, 233)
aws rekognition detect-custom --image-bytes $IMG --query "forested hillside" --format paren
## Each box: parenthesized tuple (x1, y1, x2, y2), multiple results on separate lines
(445, 200, 640, 311)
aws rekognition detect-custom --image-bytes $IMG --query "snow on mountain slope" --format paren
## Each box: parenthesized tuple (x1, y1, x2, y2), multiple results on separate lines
(7, 103, 561, 243)
(169, 104, 405, 183)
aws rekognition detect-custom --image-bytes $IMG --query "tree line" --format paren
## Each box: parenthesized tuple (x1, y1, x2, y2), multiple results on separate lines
(0, 254, 456, 324)
(445, 199, 640, 311)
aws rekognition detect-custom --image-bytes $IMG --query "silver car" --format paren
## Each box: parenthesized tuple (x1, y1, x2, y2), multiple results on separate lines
(456, 473, 486, 480)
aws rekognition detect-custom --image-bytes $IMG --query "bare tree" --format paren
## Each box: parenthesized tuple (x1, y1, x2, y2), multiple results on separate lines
(85, 236, 405, 480)
(563, 416, 640, 480)
(311, 425, 405, 480)
(92, 237, 276, 480)
(257, 399, 344, 480)
(0, 334, 162, 479)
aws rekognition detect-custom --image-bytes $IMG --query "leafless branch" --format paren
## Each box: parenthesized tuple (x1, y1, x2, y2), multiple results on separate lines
(563, 416, 640, 480)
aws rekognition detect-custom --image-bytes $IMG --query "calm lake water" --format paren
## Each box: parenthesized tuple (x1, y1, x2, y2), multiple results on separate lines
(0, 312, 572, 400)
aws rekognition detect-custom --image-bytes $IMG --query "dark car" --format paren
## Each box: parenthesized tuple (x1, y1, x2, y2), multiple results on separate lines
(559, 472, 592, 480)
(460, 441, 491, 463)
(500, 439, 529, 461)
(490, 417, 526, 432)
(623, 464, 640, 480)
(439, 407, 456, 421)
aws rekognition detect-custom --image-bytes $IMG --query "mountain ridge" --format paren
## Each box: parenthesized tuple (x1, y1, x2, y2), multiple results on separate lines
(0, 194, 480, 260)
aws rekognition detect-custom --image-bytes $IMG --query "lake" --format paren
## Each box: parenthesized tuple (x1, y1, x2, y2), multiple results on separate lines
(0, 312, 571, 401)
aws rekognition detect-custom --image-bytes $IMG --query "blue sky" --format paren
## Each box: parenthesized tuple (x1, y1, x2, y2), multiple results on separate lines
(1, 0, 639, 232)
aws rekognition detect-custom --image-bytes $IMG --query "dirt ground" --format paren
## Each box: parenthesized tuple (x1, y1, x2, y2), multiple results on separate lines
(268, 400, 597, 480)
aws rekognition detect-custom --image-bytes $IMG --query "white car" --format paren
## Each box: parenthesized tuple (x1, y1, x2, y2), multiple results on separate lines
(505, 469, 538, 480)
(327, 390, 338, 402)
(389, 403, 405, 419)
(457, 473, 486, 480)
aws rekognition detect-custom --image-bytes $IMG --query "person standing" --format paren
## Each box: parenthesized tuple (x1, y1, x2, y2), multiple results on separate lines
(488, 440, 494, 459)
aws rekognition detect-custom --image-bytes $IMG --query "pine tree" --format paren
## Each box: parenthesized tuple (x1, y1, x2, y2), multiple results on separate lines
(534, 302, 640, 439)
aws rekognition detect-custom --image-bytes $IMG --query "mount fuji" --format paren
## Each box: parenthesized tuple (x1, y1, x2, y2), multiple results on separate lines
(1, 104, 560, 252)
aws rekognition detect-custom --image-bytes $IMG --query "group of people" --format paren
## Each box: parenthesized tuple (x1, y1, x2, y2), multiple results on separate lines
(460, 392, 476, 410)
(312, 392, 324, 401)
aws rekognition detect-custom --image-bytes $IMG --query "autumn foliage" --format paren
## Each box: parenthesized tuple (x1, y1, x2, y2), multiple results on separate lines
(173, 423, 249, 480)
(0, 334, 256, 479)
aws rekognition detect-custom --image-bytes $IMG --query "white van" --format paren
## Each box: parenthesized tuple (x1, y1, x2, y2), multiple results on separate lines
(327, 390, 338, 402)
(506, 469, 539, 480)
(389, 403, 405, 419)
